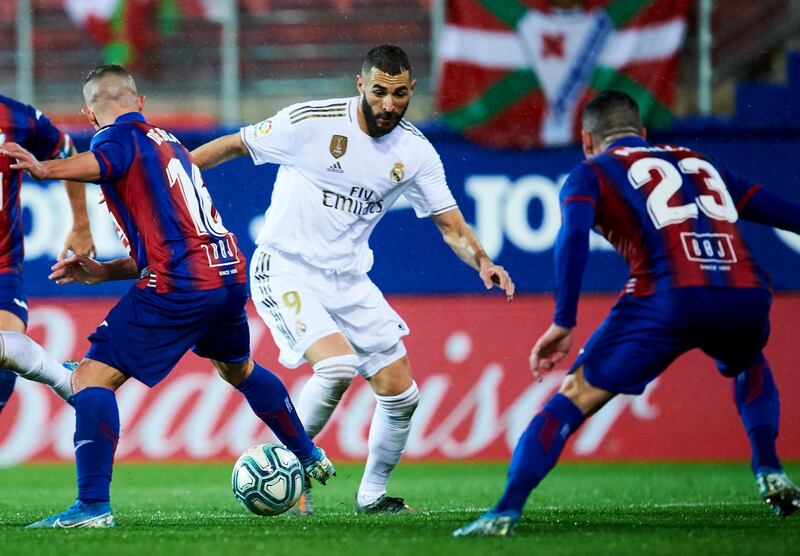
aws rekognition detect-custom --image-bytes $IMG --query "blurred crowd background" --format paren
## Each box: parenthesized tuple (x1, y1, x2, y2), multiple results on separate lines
(1, 1, 799, 136)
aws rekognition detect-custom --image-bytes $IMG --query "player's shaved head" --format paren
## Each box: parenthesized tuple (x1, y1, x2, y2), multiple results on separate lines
(361, 44, 413, 79)
(82, 64, 139, 109)
(582, 90, 644, 144)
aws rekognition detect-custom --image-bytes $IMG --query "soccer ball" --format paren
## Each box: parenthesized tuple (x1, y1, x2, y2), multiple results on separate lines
(231, 443, 304, 516)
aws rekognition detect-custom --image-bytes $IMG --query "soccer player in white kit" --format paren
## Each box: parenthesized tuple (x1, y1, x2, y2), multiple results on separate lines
(192, 45, 515, 514)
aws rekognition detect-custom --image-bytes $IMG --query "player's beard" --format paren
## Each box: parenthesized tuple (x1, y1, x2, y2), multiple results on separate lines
(361, 94, 407, 138)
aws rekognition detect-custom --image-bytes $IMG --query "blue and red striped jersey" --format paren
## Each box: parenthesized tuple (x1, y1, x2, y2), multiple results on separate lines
(0, 95, 74, 274)
(91, 112, 246, 292)
(554, 136, 777, 327)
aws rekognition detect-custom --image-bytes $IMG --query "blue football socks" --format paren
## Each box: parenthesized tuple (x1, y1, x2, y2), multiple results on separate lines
(0, 370, 17, 413)
(494, 393, 586, 515)
(70, 387, 120, 504)
(237, 362, 316, 466)
(733, 358, 781, 474)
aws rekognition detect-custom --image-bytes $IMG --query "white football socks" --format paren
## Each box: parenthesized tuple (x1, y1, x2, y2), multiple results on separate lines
(297, 354, 359, 438)
(0, 331, 73, 400)
(357, 381, 420, 507)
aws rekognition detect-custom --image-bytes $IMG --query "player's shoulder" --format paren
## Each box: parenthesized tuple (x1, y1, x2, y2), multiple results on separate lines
(0, 94, 53, 134)
(282, 97, 352, 126)
(559, 159, 601, 200)
(0, 94, 36, 119)
(90, 122, 131, 146)
(569, 158, 601, 182)
(396, 118, 427, 141)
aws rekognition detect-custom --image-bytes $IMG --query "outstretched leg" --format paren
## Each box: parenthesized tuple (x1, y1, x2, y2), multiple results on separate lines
(726, 355, 799, 516)
(454, 367, 613, 537)
(0, 331, 74, 400)
(216, 358, 336, 485)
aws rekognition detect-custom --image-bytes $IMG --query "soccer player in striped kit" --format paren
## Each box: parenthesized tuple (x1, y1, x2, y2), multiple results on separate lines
(455, 91, 800, 537)
(0, 95, 94, 410)
(192, 44, 515, 514)
(0, 65, 334, 528)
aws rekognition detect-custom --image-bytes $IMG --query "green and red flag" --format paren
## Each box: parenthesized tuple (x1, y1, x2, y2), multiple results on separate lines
(436, 0, 693, 149)
(64, 0, 180, 65)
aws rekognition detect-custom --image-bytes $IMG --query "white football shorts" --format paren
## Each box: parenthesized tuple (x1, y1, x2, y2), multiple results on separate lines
(249, 247, 410, 377)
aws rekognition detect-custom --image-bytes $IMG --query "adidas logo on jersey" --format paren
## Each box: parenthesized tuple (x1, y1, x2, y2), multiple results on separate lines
(326, 161, 344, 174)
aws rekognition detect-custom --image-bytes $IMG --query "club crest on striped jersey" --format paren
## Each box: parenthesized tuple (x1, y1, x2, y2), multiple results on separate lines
(330, 135, 348, 159)
(390, 162, 405, 184)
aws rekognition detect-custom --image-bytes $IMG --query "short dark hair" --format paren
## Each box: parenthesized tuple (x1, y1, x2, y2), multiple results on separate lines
(361, 44, 412, 78)
(582, 90, 643, 141)
(84, 64, 134, 86)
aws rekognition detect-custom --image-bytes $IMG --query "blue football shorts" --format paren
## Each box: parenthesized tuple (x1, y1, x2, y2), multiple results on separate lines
(571, 286, 771, 395)
(86, 283, 251, 387)
(0, 271, 28, 326)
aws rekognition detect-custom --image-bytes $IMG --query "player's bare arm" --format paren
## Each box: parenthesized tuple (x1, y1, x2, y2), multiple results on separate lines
(61, 180, 96, 259)
(191, 133, 248, 171)
(0, 143, 101, 182)
(432, 208, 515, 300)
(529, 323, 573, 380)
(49, 255, 137, 285)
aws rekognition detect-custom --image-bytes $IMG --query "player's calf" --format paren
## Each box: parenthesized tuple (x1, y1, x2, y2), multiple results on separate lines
(0, 369, 16, 413)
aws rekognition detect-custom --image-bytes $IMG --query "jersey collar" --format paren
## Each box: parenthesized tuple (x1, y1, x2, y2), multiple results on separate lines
(114, 112, 146, 124)
(605, 135, 648, 150)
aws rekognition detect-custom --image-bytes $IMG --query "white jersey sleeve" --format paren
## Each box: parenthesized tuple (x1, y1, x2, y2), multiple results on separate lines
(403, 141, 458, 218)
(240, 108, 296, 166)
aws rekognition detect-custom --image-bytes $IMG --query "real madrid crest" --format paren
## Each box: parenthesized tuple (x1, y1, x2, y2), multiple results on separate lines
(330, 135, 348, 159)
(390, 162, 405, 184)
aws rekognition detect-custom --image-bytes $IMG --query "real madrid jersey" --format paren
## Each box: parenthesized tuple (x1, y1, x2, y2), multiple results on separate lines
(240, 96, 458, 274)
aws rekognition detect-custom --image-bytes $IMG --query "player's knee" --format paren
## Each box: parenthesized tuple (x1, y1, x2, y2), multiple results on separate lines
(214, 358, 255, 387)
(312, 354, 358, 398)
(375, 380, 420, 421)
(71, 360, 127, 393)
(559, 368, 614, 416)
(0, 331, 44, 375)
(368, 353, 412, 396)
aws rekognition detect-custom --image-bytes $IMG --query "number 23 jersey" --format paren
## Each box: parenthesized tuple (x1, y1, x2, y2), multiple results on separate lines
(240, 97, 458, 275)
(563, 136, 769, 296)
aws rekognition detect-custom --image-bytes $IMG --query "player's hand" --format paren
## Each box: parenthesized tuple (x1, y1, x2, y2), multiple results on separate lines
(59, 226, 96, 260)
(49, 255, 109, 285)
(0, 142, 47, 180)
(530, 323, 573, 381)
(479, 260, 515, 301)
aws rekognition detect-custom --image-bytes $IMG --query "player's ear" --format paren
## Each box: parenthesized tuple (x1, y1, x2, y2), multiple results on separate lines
(641, 127, 647, 140)
(81, 107, 98, 129)
(356, 73, 364, 94)
(137, 95, 146, 112)
(409, 78, 417, 96)
(581, 129, 594, 158)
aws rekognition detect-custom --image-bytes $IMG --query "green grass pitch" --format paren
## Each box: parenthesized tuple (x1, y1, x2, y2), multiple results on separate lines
(0, 462, 797, 555)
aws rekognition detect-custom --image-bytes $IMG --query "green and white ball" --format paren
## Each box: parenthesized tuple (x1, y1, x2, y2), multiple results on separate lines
(231, 444, 304, 516)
